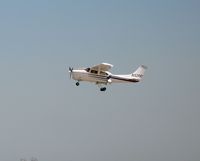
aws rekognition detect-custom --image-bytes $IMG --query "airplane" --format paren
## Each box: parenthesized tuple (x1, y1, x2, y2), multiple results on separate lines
(69, 63, 147, 91)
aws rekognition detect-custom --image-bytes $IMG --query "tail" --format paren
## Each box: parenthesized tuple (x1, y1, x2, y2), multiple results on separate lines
(131, 65, 147, 81)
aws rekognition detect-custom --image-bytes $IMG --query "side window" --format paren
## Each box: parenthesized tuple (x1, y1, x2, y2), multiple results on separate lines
(91, 70, 98, 74)
(100, 71, 108, 76)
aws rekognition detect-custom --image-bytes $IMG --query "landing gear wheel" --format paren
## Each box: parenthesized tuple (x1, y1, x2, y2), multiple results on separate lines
(100, 87, 106, 92)
(76, 82, 80, 86)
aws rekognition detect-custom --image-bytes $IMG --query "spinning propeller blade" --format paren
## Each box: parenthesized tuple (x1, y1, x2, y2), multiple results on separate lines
(69, 67, 73, 79)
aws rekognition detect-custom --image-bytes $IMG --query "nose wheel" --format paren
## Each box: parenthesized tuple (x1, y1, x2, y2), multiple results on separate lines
(76, 82, 80, 86)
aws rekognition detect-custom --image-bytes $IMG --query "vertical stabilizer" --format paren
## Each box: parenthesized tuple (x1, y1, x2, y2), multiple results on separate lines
(132, 65, 147, 80)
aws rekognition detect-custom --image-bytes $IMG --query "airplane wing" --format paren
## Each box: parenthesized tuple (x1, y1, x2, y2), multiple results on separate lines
(90, 63, 113, 71)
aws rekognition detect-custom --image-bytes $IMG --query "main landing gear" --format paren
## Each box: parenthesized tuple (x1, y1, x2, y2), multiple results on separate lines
(100, 87, 106, 92)
(97, 83, 107, 92)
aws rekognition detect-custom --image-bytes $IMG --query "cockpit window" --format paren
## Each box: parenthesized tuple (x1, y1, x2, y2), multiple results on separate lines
(85, 68, 90, 72)
(85, 68, 108, 75)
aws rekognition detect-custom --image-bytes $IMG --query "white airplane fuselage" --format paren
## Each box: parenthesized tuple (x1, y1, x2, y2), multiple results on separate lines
(69, 63, 147, 91)
(71, 69, 140, 85)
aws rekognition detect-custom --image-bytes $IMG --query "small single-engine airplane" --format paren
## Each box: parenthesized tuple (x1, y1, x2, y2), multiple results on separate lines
(69, 63, 147, 91)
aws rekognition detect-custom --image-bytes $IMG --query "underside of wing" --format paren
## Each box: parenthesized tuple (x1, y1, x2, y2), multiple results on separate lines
(90, 63, 113, 71)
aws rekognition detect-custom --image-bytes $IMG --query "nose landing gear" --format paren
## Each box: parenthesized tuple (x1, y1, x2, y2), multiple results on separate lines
(76, 82, 80, 86)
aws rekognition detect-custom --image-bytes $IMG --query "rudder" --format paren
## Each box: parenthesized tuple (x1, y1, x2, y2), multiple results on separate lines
(132, 65, 147, 80)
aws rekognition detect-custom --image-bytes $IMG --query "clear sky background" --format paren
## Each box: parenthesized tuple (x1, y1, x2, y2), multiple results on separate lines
(0, 0, 200, 161)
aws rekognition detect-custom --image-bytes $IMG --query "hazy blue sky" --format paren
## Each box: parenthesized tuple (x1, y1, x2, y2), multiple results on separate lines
(0, 0, 200, 161)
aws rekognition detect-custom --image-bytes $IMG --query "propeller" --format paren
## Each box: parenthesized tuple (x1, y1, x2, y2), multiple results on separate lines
(69, 67, 73, 79)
